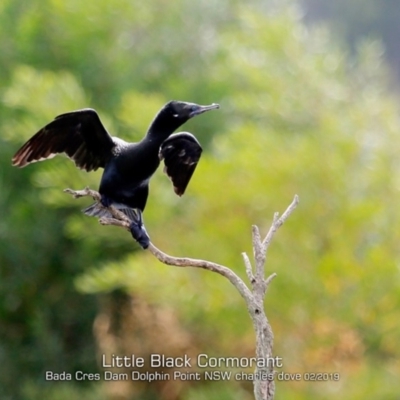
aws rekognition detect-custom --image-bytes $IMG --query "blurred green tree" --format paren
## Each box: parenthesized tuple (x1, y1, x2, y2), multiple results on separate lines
(301, 0, 400, 86)
(1, 1, 400, 399)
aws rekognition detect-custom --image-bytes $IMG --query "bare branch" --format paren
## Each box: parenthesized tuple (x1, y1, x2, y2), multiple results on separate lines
(64, 187, 299, 400)
(242, 252, 255, 284)
(252, 224, 262, 247)
(252, 225, 265, 280)
(64, 187, 131, 224)
(262, 195, 299, 250)
(264, 273, 277, 292)
(279, 194, 300, 224)
(64, 187, 100, 201)
(148, 243, 253, 303)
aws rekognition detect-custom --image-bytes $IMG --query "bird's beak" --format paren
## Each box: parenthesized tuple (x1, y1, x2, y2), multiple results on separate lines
(190, 103, 220, 117)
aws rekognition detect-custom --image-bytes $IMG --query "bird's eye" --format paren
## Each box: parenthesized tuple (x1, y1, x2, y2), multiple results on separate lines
(190, 105, 197, 112)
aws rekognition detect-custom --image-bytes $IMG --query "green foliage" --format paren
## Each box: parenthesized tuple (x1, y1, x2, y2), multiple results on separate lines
(1, 0, 400, 399)
(21, 381, 107, 400)
(185, 383, 252, 400)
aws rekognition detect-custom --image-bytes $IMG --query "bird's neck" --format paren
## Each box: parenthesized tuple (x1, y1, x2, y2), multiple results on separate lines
(146, 108, 184, 141)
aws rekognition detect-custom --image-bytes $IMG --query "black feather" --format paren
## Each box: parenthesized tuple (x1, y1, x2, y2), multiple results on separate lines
(12, 109, 115, 171)
(159, 132, 202, 196)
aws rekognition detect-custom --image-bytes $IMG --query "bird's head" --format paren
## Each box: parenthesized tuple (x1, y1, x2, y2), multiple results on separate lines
(148, 100, 219, 137)
(165, 100, 220, 122)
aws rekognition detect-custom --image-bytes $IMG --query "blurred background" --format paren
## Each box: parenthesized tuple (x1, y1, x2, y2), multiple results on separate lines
(1, 0, 400, 399)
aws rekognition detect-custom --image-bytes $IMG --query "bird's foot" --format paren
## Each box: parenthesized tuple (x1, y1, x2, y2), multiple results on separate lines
(129, 221, 150, 249)
(99, 196, 149, 248)
(100, 195, 113, 208)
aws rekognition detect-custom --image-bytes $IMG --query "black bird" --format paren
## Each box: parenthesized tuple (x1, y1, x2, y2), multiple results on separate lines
(12, 100, 219, 248)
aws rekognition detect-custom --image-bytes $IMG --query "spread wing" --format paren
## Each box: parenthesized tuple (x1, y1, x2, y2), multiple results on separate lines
(12, 108, 116, 172)
(159, 132, 202, 196)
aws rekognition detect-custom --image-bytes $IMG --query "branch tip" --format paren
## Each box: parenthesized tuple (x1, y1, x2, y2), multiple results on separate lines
(265, 272, 277, 288)
(242, 252, 254, 283)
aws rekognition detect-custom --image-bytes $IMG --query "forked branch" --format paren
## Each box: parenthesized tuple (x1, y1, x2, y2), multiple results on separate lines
(64, 187, 299, 400)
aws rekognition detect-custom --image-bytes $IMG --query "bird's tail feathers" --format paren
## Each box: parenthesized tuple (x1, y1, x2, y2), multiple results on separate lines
(119, 207, 141, 222)
(82, 202, 149, 249)
(82, 202, 141, 222)
(82, 203, 112, 218)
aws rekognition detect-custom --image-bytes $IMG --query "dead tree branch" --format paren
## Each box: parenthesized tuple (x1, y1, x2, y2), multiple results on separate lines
(64, 187, 299, 400)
